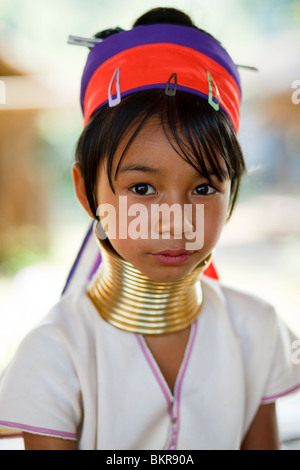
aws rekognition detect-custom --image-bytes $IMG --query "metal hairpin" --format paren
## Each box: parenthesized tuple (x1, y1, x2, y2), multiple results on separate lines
(236, 64, 258, 72)
(165, 73, 178, 96)
(67, 35, 259, 72)
(67, 35, 103, 48)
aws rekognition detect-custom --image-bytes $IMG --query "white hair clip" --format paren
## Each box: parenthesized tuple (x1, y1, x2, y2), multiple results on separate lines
(108, 68, 121, 107)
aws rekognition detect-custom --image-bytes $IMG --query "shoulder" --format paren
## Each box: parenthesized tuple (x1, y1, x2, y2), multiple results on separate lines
(202, 275, 276, 317)
(0, 287, 98, 401)
(7, 288, 97, 371)
(201, 276, 278, 343)
(200, 277, 300, 405)
(33, 287, 97, 338)
(0, 289, 94, 440)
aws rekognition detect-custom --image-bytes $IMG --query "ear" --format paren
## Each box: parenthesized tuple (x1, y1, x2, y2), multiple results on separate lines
(72, 162, 95, 219)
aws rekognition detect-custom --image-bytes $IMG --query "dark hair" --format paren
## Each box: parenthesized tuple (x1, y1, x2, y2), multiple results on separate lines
(132, 7, 216, 40)
(75, 8, 246, 219)
(133, 7, 195, 28)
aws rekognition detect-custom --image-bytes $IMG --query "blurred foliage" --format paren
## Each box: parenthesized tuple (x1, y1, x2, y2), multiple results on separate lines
(0, 228, 48, 275)
(241, 0, 300, 31)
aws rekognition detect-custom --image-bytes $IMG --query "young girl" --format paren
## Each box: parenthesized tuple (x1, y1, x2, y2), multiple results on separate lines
(0, 7, 299, 450)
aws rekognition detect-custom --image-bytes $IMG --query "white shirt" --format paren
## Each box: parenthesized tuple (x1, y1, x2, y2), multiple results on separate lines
(0, 277, 299, 450)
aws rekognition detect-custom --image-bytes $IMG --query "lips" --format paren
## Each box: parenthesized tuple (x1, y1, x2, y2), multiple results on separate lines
(150, 249, 195, 265)
(154, 249, 192, 256)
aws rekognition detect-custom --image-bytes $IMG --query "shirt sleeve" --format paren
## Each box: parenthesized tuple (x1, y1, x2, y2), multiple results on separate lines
(221, 282, 300, 413)
(0, 322, 82, 440)
(261, 314, 300, 404)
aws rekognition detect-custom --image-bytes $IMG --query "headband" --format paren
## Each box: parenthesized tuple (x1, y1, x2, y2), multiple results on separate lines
(73, 24, 243, 132)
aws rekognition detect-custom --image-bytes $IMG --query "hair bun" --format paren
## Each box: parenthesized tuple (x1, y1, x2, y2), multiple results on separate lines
(94, 27, 124, 40)
(133, 7, 194, 28)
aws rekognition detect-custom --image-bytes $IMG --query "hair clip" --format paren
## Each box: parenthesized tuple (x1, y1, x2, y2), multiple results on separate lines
(165, 73, 178, 96)
(67, 35, 103, 48)
(206, 72, 220, 111)
(108, 68, 121, 107)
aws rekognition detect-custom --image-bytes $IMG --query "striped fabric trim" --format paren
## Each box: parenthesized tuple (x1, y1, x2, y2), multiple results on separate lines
(81, 23, 241, 131)
(0, 421, 77, 440)
(261, 382, 300, 403)
(172, 320, 198, 449)
(81, 24, 241, 107)
(83, 42, 240, 131)
(136, 320, 198, 450)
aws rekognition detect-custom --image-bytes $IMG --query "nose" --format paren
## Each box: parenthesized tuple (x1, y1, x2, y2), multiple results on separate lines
(151, 199, 195, 240)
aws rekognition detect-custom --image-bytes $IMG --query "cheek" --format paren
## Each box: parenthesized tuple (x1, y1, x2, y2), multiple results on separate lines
(203, 196, 230, 247)
(108, 237, 145, 267)
(97, 196, 151, 258)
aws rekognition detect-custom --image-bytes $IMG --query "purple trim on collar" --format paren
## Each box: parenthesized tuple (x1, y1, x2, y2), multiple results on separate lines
(136, 320, 198, 450)
(88, 252, 102, 280)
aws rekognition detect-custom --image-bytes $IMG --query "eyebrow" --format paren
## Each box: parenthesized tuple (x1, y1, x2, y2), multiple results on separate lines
(117, 163, 162, 176)
(116, 162, 223, 180)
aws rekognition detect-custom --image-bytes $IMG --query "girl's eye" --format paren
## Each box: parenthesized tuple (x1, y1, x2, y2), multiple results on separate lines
(192, 184, 216, 196)
(130, 183, 156, 195)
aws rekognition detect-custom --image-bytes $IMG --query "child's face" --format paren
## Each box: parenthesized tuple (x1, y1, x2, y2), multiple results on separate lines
(96, 117, 231, 282)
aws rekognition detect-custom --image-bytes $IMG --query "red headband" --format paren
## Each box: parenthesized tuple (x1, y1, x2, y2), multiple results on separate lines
(78, 24, 242, 132)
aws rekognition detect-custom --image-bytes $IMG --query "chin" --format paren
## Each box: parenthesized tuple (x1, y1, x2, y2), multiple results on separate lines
(140, 264, 194, 283)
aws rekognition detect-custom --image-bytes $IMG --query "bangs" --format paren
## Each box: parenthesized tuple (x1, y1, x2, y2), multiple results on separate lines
(159, 92, 242, 185)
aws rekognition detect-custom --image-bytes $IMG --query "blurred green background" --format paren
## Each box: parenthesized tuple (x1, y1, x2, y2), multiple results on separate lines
(0, 0, 299, 367)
